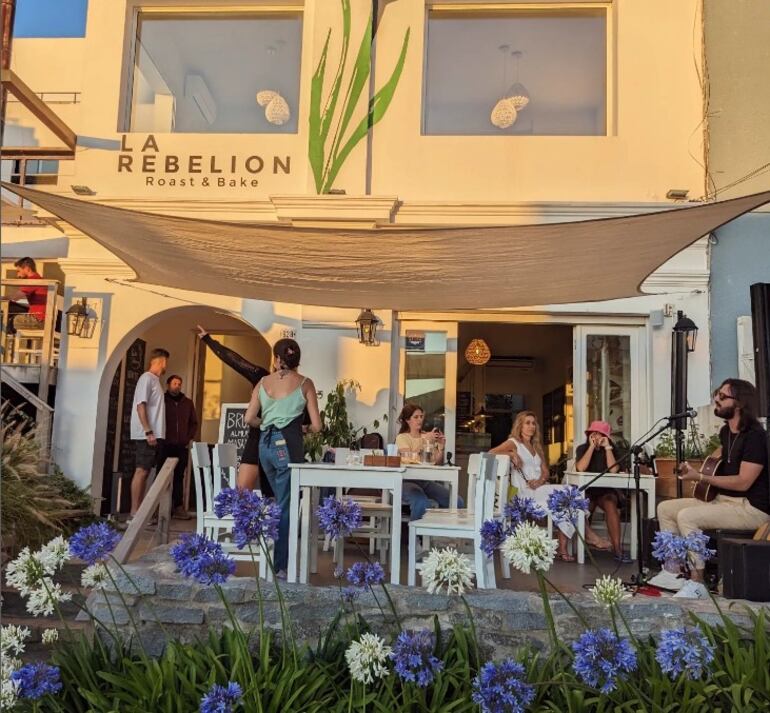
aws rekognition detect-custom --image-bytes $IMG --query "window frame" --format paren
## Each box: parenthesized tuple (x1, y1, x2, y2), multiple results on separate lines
(119, 4, 305, 135)
(421, 1, 615, 137)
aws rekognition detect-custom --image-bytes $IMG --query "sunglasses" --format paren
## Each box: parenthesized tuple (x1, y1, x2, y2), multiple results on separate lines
(714, 391, 735, 402)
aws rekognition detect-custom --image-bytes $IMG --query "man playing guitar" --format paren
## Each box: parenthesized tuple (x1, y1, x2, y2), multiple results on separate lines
(652, 378, 770, 592)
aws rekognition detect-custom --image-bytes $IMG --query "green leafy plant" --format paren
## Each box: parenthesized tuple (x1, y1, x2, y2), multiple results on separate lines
(304, 379, 387, 461)
(654, 421, 721, 459)
(308, 0, 410, 194)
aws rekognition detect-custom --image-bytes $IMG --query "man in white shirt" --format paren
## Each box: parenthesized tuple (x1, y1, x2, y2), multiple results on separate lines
(130, 348, 170, 514)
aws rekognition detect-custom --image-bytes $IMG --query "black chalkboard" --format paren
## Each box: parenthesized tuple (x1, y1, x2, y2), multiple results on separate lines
(117, 339, 146, 478)
(218, 402, 250, 466)
(100, 364, 122, 515)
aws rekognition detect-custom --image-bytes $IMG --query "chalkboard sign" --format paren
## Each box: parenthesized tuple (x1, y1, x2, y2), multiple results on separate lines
(117, 339, 146, 477)
(218, 403, 250, 466)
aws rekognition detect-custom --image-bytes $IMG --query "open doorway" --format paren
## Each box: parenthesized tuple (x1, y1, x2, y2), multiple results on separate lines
(99, 308, 269, 516)
(456, 323, 574, 478)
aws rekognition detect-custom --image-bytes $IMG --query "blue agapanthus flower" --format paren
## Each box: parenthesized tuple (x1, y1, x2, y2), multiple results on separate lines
(233, 491, 281, 548)
(341, 586, 359, 604)
(503, 496, 546, 527)
(655, 626, 715, 680)
(315, 496, 362, 539)
(571, 628, 637, 693)
(683, 530, 715, 563)
(471, 659, 535, 713)
(199, 681, 242, 713)
(346, 562, 385, 587)
(170, 533, 234, 585)
(547, 486, 590, 525)
(10, 662, 62, 700)
(652, 530, 714, 567)
(480, 519, 507, 558)
(390, 630, 444, 688)
(69, 522, 121, 565)
(213, 487, 248, 519)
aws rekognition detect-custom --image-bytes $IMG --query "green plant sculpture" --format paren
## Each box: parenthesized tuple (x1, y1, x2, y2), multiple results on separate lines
(309, 0, 410, 194)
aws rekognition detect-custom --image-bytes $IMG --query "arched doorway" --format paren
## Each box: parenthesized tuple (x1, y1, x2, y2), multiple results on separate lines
(95, 306, 270, 516)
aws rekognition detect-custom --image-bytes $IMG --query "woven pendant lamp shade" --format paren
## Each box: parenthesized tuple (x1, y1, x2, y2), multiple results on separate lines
(465, 339, 491, 366)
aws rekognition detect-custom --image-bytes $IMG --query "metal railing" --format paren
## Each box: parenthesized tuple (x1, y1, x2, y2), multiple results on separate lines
(7, 91, 81, 104)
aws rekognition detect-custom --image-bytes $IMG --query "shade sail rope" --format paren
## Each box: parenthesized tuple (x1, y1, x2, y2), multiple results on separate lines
(3, 182, 768, 311)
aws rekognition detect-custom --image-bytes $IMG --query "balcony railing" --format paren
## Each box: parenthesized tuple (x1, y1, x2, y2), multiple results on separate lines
(1, 279, 62, 371)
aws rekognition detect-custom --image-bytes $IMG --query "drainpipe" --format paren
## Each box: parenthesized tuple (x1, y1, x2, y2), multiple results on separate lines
(0, 0, 16, 145)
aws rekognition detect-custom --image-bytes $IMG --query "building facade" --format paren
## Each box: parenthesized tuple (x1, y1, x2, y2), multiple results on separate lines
(2, 0, 727, 505)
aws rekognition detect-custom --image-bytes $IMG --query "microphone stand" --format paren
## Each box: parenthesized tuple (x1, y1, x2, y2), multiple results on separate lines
(578, 420, 672, 588)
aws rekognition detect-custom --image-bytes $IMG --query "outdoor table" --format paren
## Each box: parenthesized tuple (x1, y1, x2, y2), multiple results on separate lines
(287, 463, 461, 585)
(564, 470, 656, 564)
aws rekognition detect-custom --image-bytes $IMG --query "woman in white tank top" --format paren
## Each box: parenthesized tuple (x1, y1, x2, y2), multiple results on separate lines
(490, 411, 576, 561)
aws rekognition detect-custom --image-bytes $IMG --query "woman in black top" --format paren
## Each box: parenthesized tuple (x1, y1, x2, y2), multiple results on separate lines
(197, 326, 272, 496)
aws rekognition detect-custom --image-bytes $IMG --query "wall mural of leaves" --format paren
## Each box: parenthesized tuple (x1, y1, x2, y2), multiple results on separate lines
(309, 0, 410, 194)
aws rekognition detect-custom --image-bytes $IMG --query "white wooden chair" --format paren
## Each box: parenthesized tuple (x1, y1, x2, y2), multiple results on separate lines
(190, 442, 271, 578)
(408, 452, 498, 589)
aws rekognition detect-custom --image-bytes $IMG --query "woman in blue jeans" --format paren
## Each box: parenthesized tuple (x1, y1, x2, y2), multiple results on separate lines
(395, 403, 463, 519)
(245, 339, 321, 576)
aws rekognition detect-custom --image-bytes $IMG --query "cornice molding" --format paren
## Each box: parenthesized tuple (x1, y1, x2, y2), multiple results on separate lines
(270, 195, 400, 226)
(58, 257, 136, 278)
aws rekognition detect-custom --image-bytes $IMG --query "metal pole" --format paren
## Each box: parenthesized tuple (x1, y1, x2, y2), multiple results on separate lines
(671, 314, 689, 497)
(1, 0, 16, 145)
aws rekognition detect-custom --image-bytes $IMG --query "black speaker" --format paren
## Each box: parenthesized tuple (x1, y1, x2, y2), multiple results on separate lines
(720, 538, 770, 602)
(750, 283, 770, 419)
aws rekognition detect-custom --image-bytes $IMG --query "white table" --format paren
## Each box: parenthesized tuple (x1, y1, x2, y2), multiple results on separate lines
(564, 471, 656, 564)
(287, 463, 461, 584)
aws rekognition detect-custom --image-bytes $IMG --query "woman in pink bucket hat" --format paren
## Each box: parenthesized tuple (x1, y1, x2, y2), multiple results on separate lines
(574, 420, 630, 562)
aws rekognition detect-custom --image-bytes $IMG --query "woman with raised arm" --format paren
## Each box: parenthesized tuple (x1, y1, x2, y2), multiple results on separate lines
(245, 338, 321, 577)
(197, 325, 271, 495)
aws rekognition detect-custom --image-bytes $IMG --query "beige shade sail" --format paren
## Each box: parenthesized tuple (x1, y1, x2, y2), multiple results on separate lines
(3, 182, 769, 311)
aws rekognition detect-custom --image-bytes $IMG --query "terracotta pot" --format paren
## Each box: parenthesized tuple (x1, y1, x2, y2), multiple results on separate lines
(654, 458, 704, 499)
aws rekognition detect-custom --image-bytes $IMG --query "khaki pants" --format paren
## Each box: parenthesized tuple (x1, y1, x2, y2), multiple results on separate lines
(657, 495, 770, 569)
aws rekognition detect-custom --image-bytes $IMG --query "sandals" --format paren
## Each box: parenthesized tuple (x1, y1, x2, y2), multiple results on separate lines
(556, 551, 576, 562)
(586, 534, 613, 551)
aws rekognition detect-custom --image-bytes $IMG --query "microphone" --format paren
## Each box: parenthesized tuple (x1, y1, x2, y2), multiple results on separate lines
(668, 408, 697, 420)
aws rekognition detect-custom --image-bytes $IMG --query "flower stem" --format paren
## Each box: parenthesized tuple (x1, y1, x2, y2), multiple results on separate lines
(536, 573, 559, 649)
(542, 573, 590, 628)
(460, 595, 481, 671)
(103, 566, 148, 658)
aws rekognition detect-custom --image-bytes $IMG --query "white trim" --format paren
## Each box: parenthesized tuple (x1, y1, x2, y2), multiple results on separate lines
(58, 257, 136, 278)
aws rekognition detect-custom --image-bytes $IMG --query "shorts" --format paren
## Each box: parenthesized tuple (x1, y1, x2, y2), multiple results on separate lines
(134, 439, 162, 470)
(589, 488, 626, 505)
(241, 427, 260, 466)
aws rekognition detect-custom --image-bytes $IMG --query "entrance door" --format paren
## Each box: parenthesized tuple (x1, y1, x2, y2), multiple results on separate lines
(573, 325, 647, 451)
(398, 323, 458, 456)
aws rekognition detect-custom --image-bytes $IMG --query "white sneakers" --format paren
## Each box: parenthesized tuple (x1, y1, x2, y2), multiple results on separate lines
(673, 580, 710, 600)
(648, 569, 686, 592)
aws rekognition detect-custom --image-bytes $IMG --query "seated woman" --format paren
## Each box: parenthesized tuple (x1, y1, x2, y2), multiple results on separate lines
(574, 421, 630, 562)
(490, 411, 577, 561)
(395, 403, 463, 520)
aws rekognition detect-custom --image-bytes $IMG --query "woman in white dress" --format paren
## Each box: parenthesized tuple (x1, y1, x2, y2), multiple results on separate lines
(490, 411, 577, 561)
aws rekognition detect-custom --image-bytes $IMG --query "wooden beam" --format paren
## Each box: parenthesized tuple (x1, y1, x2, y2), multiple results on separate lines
(112, 458, 178, 564)
(0, 145, 75, 159)
(1, 69, 76, 148)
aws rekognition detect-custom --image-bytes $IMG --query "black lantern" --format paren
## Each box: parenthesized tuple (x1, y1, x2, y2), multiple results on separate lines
(355, 308, 380, 346)
(65, 297, 97, 338)
(673, 310, 698, 352)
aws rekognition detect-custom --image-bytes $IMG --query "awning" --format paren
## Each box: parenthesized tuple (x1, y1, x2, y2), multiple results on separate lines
(4, 182, 769, 311)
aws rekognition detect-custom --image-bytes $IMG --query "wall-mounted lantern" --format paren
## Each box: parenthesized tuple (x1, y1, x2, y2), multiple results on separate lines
(355, 308, 380, 346)
(66, 297, 98, 339)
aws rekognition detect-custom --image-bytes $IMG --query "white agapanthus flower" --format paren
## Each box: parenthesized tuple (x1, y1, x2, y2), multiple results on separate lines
(1, 675, 20, 711)
(345, 633, 392, 684)
(39, 536, 70, 571)
(5, 547, 47, 596)
(81, 562, 110, 589)
(421, 548, 475, 595)
(26, 580, 72, 617)
(0, 624, 31, 657)
(500, 522, 558, 574)
(590, 575, 629, 608)
(42, 628, 60, 645)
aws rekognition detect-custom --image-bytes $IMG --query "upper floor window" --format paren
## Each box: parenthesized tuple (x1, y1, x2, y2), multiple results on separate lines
(128, 12, 302, 134)
(423, 7, 607, 136)
(9, 159, 59, 186)
(14, 0, 88, 38)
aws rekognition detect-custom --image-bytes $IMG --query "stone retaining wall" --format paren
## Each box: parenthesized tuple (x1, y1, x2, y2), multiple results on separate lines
(83, 547, 760, 657)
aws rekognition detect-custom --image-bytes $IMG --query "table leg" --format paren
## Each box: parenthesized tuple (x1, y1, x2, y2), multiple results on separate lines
(450, 474, 459, 509)
(310, 488, 319, 574)
(300, 486, 311, 583)
(390, 481, 402, 585)
(576, 512, 585, 565)
(287, 469, 301, 583)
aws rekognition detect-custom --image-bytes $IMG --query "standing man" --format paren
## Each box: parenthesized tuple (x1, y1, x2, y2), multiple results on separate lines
(162, 374, 198, 519)
(130, 348, 169, 515)
(653, 378, 770, 595)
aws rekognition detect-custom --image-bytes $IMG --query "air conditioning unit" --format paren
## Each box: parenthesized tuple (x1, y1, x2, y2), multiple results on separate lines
(487, 356, 536, 369)
(184, 74, 217, 125)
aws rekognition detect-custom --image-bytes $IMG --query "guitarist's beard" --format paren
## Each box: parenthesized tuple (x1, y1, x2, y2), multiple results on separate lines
(714, 403, 736, 419)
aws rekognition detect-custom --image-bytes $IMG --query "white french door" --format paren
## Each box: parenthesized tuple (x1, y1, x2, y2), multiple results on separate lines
(573, 325, 648, 451)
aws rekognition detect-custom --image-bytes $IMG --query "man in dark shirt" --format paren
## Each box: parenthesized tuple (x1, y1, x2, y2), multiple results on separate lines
(657, 378, 770, 586)
(162, 375, 199, 519)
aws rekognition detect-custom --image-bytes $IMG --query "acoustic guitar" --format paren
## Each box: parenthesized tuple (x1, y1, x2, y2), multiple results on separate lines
(676, 455, 721, 502)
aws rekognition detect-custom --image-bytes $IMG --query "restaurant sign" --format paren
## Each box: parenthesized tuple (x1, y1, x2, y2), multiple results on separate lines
(117, 135, 292, 189)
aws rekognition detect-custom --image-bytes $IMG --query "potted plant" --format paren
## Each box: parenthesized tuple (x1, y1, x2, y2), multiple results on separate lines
(303, 379, 387, 462)
(653, 421, 720, 498)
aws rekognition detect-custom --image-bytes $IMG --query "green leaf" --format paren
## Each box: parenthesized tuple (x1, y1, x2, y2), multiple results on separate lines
(322, 27, 410, 193)
(308, 29, 332, 193)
